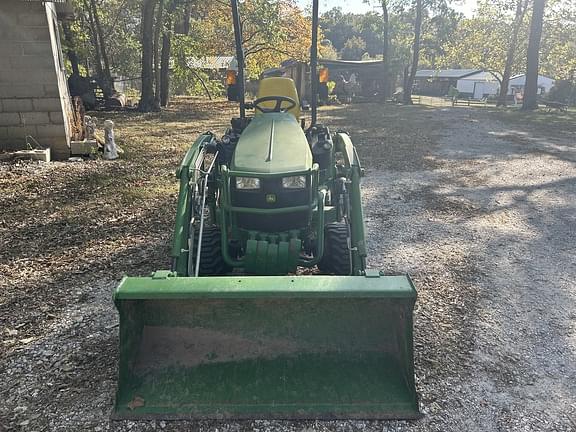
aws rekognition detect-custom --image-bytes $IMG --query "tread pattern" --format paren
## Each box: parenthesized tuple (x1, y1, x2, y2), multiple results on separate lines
(318, 222, 352, 275)
(191, 226, 230, 276)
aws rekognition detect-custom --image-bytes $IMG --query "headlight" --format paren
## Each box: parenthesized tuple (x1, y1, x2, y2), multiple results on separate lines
(282, 175, 306, 189)
(236, 177, 260, 190)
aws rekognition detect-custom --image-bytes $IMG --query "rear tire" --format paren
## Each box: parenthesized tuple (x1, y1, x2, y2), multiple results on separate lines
(318, 222, 351, 275)
(191, 226, 230, 276)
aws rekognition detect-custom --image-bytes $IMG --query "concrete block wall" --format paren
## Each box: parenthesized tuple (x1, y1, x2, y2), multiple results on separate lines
(0, 0, 71, 159)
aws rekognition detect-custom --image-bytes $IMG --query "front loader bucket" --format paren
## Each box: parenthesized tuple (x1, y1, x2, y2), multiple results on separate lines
(112, 273, 419, 420)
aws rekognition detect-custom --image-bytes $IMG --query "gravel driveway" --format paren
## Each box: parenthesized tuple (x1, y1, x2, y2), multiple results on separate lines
(1, 102, 574, 431)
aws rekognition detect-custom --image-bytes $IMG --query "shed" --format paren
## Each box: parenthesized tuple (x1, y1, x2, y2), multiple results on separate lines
(414, 69, 481, 96)
(456, 71, 500, 99)
(319, 59, 386, 98)
(508, 74, 555, 96)
(268, 59, 387, 101)
(0, 0, 74, 160)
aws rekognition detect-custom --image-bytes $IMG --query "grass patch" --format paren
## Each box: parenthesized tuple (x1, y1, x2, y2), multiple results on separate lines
(484, 106, 576, 138)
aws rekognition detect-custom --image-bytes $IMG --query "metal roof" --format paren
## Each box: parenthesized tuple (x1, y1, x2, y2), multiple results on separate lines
(320, 59, 384, 66)
(415, 69, 481, 79)
(458, 71, 500, 81)
(319, 59, 385, 72)
(187, 56, 235, 70)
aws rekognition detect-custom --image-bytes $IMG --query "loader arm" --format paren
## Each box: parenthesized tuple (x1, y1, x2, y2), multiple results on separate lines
(171, 133, 215, 275)
(334, 132, 367, 274)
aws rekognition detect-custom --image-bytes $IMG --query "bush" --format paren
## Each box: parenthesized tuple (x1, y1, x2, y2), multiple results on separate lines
(548, 80, 576, 106)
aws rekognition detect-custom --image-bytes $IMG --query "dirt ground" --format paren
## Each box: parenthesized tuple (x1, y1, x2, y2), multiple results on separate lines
(1, 99, 575, 431)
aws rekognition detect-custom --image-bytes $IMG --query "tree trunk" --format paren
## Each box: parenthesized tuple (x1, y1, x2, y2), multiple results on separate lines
(497, 0, 529, 107)
(62, 21, 80, 75)
(139, 0, 160, 112)
(85, 0, 104, 82)
(89, 0, 114, 98)
(160, 0, 177, 107)
(522, 0, 546, 110)
(381, 0, 390, 100)
(403, 0, 422, 105)
(153, 0, 165, 106)
(160, 29, 171, 107)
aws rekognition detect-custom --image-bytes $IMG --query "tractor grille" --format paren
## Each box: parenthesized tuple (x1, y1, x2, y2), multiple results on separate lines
(232, 178, 309, 232)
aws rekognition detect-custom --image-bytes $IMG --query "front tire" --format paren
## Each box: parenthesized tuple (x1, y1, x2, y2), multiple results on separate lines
(190, 226, 230, 276)
(318, 222, 352, 275)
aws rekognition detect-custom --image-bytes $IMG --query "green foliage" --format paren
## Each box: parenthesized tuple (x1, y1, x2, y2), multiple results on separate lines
(420, 8, 461, 68)
(441, 13, 517, 74)
(62, 0, 576, 102)
(439, 0, 576, 81)
(71, 0, 142, 79)
(549, 80, 576, 105)
(170, 68, 225, 97)
(540, 1, 576, 80)
(341, 36, 368, 60)
(320, 8, 359, 52)
(167, 33, 223, 97)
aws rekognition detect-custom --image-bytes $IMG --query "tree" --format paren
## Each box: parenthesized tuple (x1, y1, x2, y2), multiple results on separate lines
(523, 0, 547, 110)
(539, 0, 576, 81)
(139, 0, 159, 112)
(341, 36, 367, 60)
(159, 1, 175, 107)
(497, 0, 530, 106)
(153, 0, 165, 107)
(403, 0, 423, 104)
(381, 0, 391, 98)
(62, 21, 81, 75)
(441, 3, 529, 89)
(419, 6, 460, 68)
(83, 0, 114, 97)
(320, 8, 358, 52)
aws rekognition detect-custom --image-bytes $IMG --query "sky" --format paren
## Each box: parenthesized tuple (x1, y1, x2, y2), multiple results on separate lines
(296, 0, 477, 17)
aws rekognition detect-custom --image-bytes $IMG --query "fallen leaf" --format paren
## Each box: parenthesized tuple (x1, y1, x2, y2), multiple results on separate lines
(127, 396, 145, 410)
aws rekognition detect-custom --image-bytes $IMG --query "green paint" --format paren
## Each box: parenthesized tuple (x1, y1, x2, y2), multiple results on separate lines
(117, 106, 420, 420)
(113, 274, 419, 419)
(114, 274, 416, 300)
(114, 353, 418, 419)
(231, 113, 313, 174)
(171, 133, 214, 275)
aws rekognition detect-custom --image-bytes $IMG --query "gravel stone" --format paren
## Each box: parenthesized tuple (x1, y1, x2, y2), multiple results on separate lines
(1, 100, 574, 431)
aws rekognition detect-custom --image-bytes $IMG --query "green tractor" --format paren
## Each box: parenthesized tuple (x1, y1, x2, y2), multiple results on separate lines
(113, 0, 419, 420)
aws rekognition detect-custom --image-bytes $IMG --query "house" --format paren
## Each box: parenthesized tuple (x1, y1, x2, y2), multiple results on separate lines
(456, 71, 500, 99)
(0, 0, 74, 160)
(414, 69, 481, 96)
(508, 74, 555, 96)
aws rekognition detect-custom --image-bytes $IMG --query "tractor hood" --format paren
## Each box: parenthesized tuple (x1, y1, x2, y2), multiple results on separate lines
(232, 113, 312, 174)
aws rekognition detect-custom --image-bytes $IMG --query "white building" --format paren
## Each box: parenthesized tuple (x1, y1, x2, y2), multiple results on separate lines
(456, 71, 500, 99)
(508, 74, 555, 95)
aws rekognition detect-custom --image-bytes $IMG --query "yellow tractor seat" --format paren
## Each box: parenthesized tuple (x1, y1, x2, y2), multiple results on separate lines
(256, 77, 301, 119)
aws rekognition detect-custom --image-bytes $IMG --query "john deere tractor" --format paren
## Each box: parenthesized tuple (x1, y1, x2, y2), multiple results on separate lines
(112, 0, 419, 420)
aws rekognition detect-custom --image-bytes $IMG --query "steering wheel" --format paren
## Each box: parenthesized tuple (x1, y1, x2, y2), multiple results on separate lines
(253, 96, 297, 113)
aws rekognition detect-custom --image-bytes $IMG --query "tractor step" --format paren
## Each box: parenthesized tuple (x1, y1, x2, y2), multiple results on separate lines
(112, 273, 420, 419)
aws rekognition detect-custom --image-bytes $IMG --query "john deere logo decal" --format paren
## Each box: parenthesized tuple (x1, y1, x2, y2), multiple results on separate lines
(265, 194, 276, 204)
